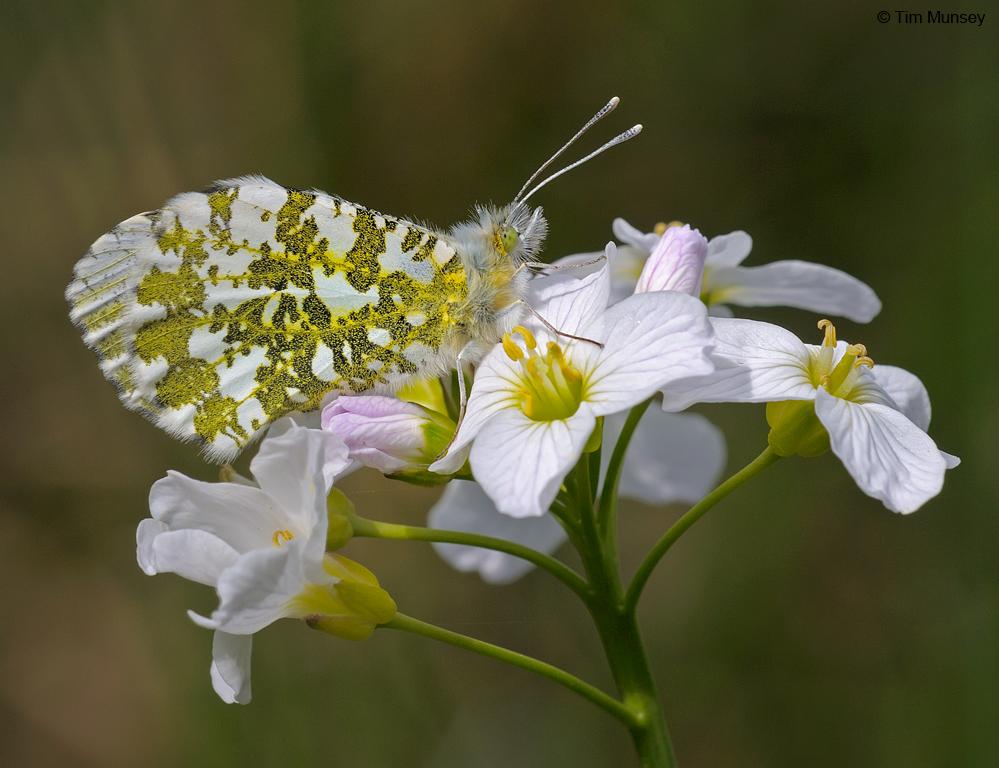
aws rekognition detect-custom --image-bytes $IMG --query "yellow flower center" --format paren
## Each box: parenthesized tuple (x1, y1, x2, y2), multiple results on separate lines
(272, 529, 295, 546)
(809, 319, 875, 398)
(502, 325, 584, 421)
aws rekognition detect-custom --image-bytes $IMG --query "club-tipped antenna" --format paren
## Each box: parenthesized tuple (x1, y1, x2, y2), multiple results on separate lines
(516, 124, 643, 207)
(512, 96, 621, 204)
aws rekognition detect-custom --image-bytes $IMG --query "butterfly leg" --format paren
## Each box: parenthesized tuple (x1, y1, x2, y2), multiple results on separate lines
(434, 341, 475, 462)
(516, 300, 604, 349)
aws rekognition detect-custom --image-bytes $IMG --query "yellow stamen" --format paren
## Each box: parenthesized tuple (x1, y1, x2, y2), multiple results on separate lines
(653, 220, 684, 235)
(273, 529, 295, 546)
(856, 356, 875, 369)
(502, 333, 524, 361)
(507, 337, 585, 422)
(817, 319, 837, 347)
(511, 325, 537, 350)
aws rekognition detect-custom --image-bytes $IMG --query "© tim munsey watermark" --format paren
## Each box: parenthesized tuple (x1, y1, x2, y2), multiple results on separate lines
(877, 9, 986, 25)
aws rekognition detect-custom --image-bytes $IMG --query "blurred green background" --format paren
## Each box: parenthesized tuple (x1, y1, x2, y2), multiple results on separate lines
(1, 1, 996, 765)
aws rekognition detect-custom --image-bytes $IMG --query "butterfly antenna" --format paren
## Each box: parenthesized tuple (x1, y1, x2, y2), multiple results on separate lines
(517, 124, 643, 207)
(512, 96, 621, 205)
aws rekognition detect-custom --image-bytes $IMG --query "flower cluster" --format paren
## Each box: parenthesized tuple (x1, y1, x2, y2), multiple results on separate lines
(137, 217, 957, 705)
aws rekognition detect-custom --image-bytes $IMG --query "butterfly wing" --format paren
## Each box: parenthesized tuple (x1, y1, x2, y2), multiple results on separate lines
(67, 176, 468, 461)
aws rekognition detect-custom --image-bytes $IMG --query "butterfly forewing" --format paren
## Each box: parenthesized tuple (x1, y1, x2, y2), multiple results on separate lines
(67, 176, 468, 460)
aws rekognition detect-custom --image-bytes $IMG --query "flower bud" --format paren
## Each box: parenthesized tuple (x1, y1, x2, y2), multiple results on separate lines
(766, 400, 830, 458)
(634, 224, 709, 297)
(301, 555, 397, 641)
(321, 395, 456, 475)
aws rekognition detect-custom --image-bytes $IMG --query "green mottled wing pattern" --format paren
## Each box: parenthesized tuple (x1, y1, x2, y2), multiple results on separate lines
(67, 176, 469, 460)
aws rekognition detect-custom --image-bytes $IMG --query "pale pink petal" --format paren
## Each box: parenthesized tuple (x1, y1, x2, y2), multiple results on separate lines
(634, 225, 709, 297)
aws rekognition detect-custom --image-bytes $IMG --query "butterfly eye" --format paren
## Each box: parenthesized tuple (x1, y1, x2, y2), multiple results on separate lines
(500, 226, 519, 253)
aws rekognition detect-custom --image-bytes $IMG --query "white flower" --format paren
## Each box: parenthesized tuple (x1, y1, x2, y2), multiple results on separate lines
(429, 408, 726, 583)
(661, 318, 958, 514)
(562, 219, 882, 322)
(430, 252, 714, 518)
(137, 420, 395, 703)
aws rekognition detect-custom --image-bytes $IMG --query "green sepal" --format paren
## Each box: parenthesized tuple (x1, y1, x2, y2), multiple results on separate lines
(326, 488, 355, 550)
(584, 417, 604, 454)
(302, 555, 398, 641)
(766, 400, 830, 458)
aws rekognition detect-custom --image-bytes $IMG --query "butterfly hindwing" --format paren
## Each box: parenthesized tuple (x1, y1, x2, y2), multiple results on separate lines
(67, 176, 469, 461)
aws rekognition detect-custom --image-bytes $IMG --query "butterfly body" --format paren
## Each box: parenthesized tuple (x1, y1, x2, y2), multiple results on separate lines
(67, 176, 543, 460)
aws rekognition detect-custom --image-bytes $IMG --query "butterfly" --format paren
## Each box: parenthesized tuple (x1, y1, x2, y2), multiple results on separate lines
(66, 98, 640, 461)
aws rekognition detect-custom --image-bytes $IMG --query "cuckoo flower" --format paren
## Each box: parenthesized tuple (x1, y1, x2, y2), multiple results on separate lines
(662, 318, 958, 513)
(429, 408, 726, 583)
(137, 420, 395, 703)
(429, 246, 714, 518)
(562, 219, 881, 321)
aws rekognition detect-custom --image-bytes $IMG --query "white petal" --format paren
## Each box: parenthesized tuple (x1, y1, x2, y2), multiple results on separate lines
(705, 231, 753, 268)
(530, 252, 611, 338)
(707, 261, 881, 322)
(547, 245, 643, 304)
(209, 546, 307, 634)
(814, 389, 949, 514)
(140, 527, 239, 586)
(429, 346, 521, 474)
(470, 407, 596, 518)
(584, 291, 713, 416)
(868, 365, 932, 431)
(612, 217, 660, 252)
(428, 480, 567, 584)
(136, 519, 168, 576)
(604, 409, 727, 505)
(251, 422, 348, 528)
(149, 472, 283, 553)
(942, 452, 961, 469)
(661, 318, 815, 411)
(210, 632, 253, 704)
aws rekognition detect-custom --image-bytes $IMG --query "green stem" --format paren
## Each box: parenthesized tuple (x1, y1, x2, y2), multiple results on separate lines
(588, 602, 676, 767)
(350, 515, 590, 600)
(624, 446, 780, 616)
(599, 400, 651, 539)
(383, 613, 640, 728)
(569, 453, 676, 767)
